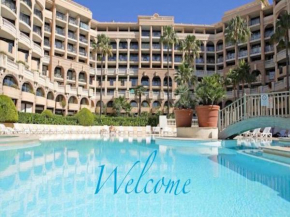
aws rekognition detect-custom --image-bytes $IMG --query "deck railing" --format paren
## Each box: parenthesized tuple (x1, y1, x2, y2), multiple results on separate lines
(219, 91, 290, 131)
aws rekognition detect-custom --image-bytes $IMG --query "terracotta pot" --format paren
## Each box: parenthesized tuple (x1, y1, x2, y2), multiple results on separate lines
(196, 105, 220, 127)
(174, 109, 193, 128)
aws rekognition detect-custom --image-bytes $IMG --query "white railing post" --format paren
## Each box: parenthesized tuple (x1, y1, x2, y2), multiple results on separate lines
(243, 94, 247, 120)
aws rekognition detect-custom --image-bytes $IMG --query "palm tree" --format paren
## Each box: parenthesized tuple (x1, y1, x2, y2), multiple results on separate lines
(92, 34, 112, 116)
(225, 16, 251, 64)
(124, 103, 132, 117)
(175, 63, 196, 86)
(237, 60, 256, 95)
(179, 35, 201, 65)
(134, 85, 146, 116)
(113, 96, 127, 116)
(160, 26, 179, 116)
(271, 12, 290, 90)
(226, 68, 240, 99)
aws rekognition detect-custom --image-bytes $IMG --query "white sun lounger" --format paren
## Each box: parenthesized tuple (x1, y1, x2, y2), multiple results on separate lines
(250, 128, 261, 137)
(261, 127, 272, 138)
(145, 126, 151, 135)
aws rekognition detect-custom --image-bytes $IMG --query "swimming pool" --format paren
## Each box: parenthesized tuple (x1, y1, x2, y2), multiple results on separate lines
(0, 137, 289, 217)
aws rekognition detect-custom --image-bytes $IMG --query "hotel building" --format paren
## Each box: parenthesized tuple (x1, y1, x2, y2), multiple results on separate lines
(0, 0, 288, 115)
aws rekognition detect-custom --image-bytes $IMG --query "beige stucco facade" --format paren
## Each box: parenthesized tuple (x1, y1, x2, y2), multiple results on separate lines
(0, 0, 289, 115)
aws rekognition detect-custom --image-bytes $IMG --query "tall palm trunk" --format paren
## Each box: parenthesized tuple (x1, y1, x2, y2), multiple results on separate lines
(100, 57, 103, 117)
(166, 45, 170, 117)
(138, 93, 141, 116)
(235, 42, 240, 99)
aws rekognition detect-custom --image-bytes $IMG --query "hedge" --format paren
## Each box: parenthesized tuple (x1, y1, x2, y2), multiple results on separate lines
(18, 112, 159, 126)
(0, 95, 18, 123)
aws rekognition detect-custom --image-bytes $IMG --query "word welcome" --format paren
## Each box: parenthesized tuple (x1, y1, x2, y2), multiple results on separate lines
(95, 151, 191, 195)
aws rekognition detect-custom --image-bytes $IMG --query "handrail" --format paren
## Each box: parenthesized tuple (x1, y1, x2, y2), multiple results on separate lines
(219, 91, 290, 131)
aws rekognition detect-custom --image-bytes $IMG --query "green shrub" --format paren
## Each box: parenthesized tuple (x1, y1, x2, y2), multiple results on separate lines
(0, 95, 18, 123)
(41, 110, 53, 118)
(17, 112, 159, 126)
(75, 108, 94, 126)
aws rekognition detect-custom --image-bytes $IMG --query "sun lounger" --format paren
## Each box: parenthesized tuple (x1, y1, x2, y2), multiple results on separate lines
(145, 126, 152, 135)
(261, 127, 272, 138)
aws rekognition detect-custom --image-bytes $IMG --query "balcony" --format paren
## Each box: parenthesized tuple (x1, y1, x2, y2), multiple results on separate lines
(44, 25, 51, 32)
(249, 18, 260, 26)
(68, 33, 76, 40)
(119, 56, 127, 62)
(250, 47, 261, 55)
(152, 56, 161, 62)
(196, 58, 204, 64)
(2, 18, 17, 36)
(142, 31, 150, 37)
(130, 57, 138, 62)
(67, 47, 76, 53)
(34, 9, 43, 20)
(217, 58, 224, 63)
(44, 39, 50, 47)
(21, 0, 32, 8)
(206, 47, 215, 52)
(79, 50, 87, 56)
(152, 32, 161, 37)
(251, 34, 261, 41)
(108, 56, 116, 61)
(33, 26, 42, 36)
(265, 30, 274, 38)
(79, 37, 88, 43)
(55, 43, 64, 50)
(69, 17, 78, 26)
(238, 50, 248, 58)
(56, 12, 66, 21)
(207, 59, 215, 64)
(217, 45, 223, 51)
(54, 73, 63, 79)
(20, 13, 31, 26)
(265, 59, 275, 68)
(226, 53, 235, 60)
(80, 22, 89, 30)
(130, 44, 138, 50)
(175, 57, 182, 63)
(2, 0, 16, 13)
(226, 42, 234, 47)
(152, 44, 161, 49)
(142, 44, 150, 49)
(265, 45, 274, 52)
(56, 28, 65, 36)
(119, 43, 128, 49)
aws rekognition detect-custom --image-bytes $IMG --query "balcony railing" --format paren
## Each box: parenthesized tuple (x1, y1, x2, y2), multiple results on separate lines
(69, 17, 78, 25)
(265, 30, 274, 38)
(80, 22, 89, 30)
(239, 50, 248, 57)
(152, 32, 161, 37)
(265, 45, 274, 52)
(251, 34, 261, 41)
(207, 47, 215, 52)
(250, 47, 261, 55)
(207, 59, 215, 64)
(217, 45, 223, 51)
(152, 57, 161, 61)
(142, 31, 150, 37)
(163, 57, 172, 62)
(56, 28, 65, 36)
(175, 57, 182, 63)
(55, 43, 64, 50)
(249, 18, 260, 26)
(44, 25, 51, 32)
(119, 56, 127, 61)
(142, 56, 150, 61)
(22, 0, 31, 8)
(142, 44, 150, 49)
(196, 58, 204, 64)
(20, 13, 30, 25)
(130, 57, 138, 61)
(217, 58, 224, 63)
(33, 26, 42, 36)
(2, 0, 16, 13)
(68, 32, 76, 40)
(68, 47, 76, 53)
(119, 43, 127, 49)
(130, 44, 138, 49)
(108, 57, 116, 61)
(56, 12, 66, 21)
(152, 44, 161, 49)
(79, 37, 88, 43)
(226, 53, 235, 60)
(34, 9, 43, 20)
(79, 50, 87, 56)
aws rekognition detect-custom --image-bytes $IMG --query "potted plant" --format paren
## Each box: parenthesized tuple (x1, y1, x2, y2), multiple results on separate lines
(174, 84, 195, 127)
(195, 74, 226, 128)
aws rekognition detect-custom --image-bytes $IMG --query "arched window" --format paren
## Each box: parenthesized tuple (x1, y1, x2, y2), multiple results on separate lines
(47, 92, 54, 100)
(36, 87, 45, 97)
(142, 101, 149, 107)
(130, 101, 138, 107)
(22, 82, 33, 93)
(3, 75, 18, 88)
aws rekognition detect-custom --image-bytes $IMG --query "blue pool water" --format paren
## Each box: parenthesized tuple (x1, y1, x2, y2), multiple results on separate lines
(0, 138, 290, 217)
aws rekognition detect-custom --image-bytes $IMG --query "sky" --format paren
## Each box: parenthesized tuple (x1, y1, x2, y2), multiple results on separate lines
(74, 0, 273, 24)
